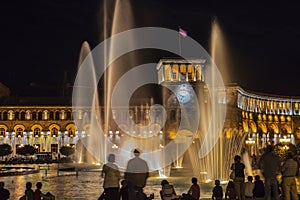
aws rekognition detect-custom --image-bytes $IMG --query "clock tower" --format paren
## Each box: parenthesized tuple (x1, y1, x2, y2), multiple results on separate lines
(156, 58, 207, 140)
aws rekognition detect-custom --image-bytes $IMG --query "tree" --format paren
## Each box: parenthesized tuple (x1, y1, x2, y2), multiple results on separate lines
(60, 145, 75, 157)
(16, 145, 36, 156)
(0, 143, 12, 158)
(273, 143, 297, 161)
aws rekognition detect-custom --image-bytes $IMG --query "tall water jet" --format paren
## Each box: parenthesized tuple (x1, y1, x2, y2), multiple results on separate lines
(101, 0, 137, 164)
(199, 18, 245, 180)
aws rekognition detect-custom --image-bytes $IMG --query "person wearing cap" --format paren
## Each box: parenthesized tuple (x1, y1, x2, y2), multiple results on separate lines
(124, 148, 149, 200)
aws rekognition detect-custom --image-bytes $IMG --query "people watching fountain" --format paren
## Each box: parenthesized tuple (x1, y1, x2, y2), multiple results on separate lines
(25, 182, 34, 200)
(0, 182, 10, 200)
(124, 148, 149, 200)
(258, 145, 280, 200)
(160, 179, 179, 200)
(281, 151, 299, 200)
(212, 179, 223, 200)
(244, 176, 254, 199)
(230, 155, 245, 200)
(252, 175, 264, 200)
(120, 180, 129, 200)
(225, 180, 237, 200)
(101, 153, 121, 200)
(181, 177, 200, 200)
(34, 182, 46, 200)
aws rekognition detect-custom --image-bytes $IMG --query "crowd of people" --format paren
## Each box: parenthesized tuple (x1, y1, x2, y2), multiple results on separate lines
(100, 148, 201, 200)
(1, 145, 300, 200)
(217, 145, 299, 200)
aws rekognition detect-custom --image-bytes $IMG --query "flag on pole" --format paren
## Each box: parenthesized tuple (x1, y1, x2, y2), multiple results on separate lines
(179, 27, 187, 37)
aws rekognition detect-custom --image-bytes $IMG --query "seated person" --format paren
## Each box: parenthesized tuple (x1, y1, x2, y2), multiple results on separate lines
(160, 180, 179, 200)
(212, 179, 223, 200)
(225, 181, 237, 200)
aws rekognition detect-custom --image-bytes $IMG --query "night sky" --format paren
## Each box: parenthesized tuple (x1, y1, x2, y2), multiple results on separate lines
(2, 1, 300, 97)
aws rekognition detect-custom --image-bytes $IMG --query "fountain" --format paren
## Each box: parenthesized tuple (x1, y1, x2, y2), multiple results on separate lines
(72, 0, 246, 183)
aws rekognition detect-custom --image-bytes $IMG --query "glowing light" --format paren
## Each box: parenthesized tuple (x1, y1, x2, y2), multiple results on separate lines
(283, 145, 289, 150)
(245, 139, 255, 144)
(279, 135, 291, 143)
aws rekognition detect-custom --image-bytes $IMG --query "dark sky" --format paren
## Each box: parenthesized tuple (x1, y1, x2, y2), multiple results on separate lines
(2, 0, 300, 96)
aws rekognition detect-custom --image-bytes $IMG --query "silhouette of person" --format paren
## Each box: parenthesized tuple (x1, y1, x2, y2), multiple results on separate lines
(184, 177, 200, 200)
(124, 148, 149, 200)
(120, 180, 129, 200)
(25, 182, 34, 200)
(212, 179, 223, 200)
(244, 176, 254, 199)
(258, 145, 280, 200)
(0, 182, 10, 200)
(253, 175, 265, 200)
(225, 181, 237, 200)
(160, 179, 178, 200)
(34, 182, 46, 200)
(281, 151, 298, 200)
(231, 155, 245, 200)
(101, 153, 121, 200)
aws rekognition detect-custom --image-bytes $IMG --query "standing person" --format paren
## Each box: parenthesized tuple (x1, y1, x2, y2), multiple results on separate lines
(186, 177, 200, 200)
(120, 180, 129, 200)
(225, 181, 237, 200)
(124, 148, 149, 200)
(0, 182, 10, 200)
(258, 145, 281, 200)
(231, 155, 245, 200)
(281, 151, 298, 200)
(244, 176, 254, 199)
(212, 179, 223, 200)
(25, 182, 34, 200)
(34, 182, 45, 200)
(253, 175, 264, 200)
(101, 153, 121, 200)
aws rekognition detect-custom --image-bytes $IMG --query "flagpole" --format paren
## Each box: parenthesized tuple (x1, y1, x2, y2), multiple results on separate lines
(179, 32, 181, 56)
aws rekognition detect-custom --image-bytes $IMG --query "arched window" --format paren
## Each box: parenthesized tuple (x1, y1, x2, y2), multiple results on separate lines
(16, 128, 23, 137)
(15, 112, 20, 120)
(2, 112, 7, 120)
(38, 112, 43, 120)
(67, 128, 75, 138)
(55, 111, 60, 120)
(0, 128, 6, 137)
(66, 111, 72, 120)
(34, 128, 41, 137)
(32, 112, 37, 120)
(26, 110, 31, 120)
(49, 112, 54, 120)
(20, 112, 26, 120)
(51, 128, 58, 137)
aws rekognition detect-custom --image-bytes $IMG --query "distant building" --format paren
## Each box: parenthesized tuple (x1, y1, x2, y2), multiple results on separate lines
(1, 58, 300, 159)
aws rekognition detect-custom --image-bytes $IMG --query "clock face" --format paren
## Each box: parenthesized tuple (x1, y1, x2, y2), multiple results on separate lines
(176, 84, 192, 103)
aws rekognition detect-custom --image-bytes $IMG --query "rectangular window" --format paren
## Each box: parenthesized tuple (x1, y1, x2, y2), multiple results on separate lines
(179, 65, 186, 81)
(172, 65, 178, 81)
(51, 144, 58, 153)
(187, 65, 194, 81)
(164, 64, 171, 81)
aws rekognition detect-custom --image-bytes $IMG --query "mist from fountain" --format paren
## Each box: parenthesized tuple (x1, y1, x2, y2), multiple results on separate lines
(73, 0, 245, 182)
(184, 18, 247, 181)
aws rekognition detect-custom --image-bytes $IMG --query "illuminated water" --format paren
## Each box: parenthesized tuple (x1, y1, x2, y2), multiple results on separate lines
(0, 164, 223, 199)
(2, 164, 300, 199)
